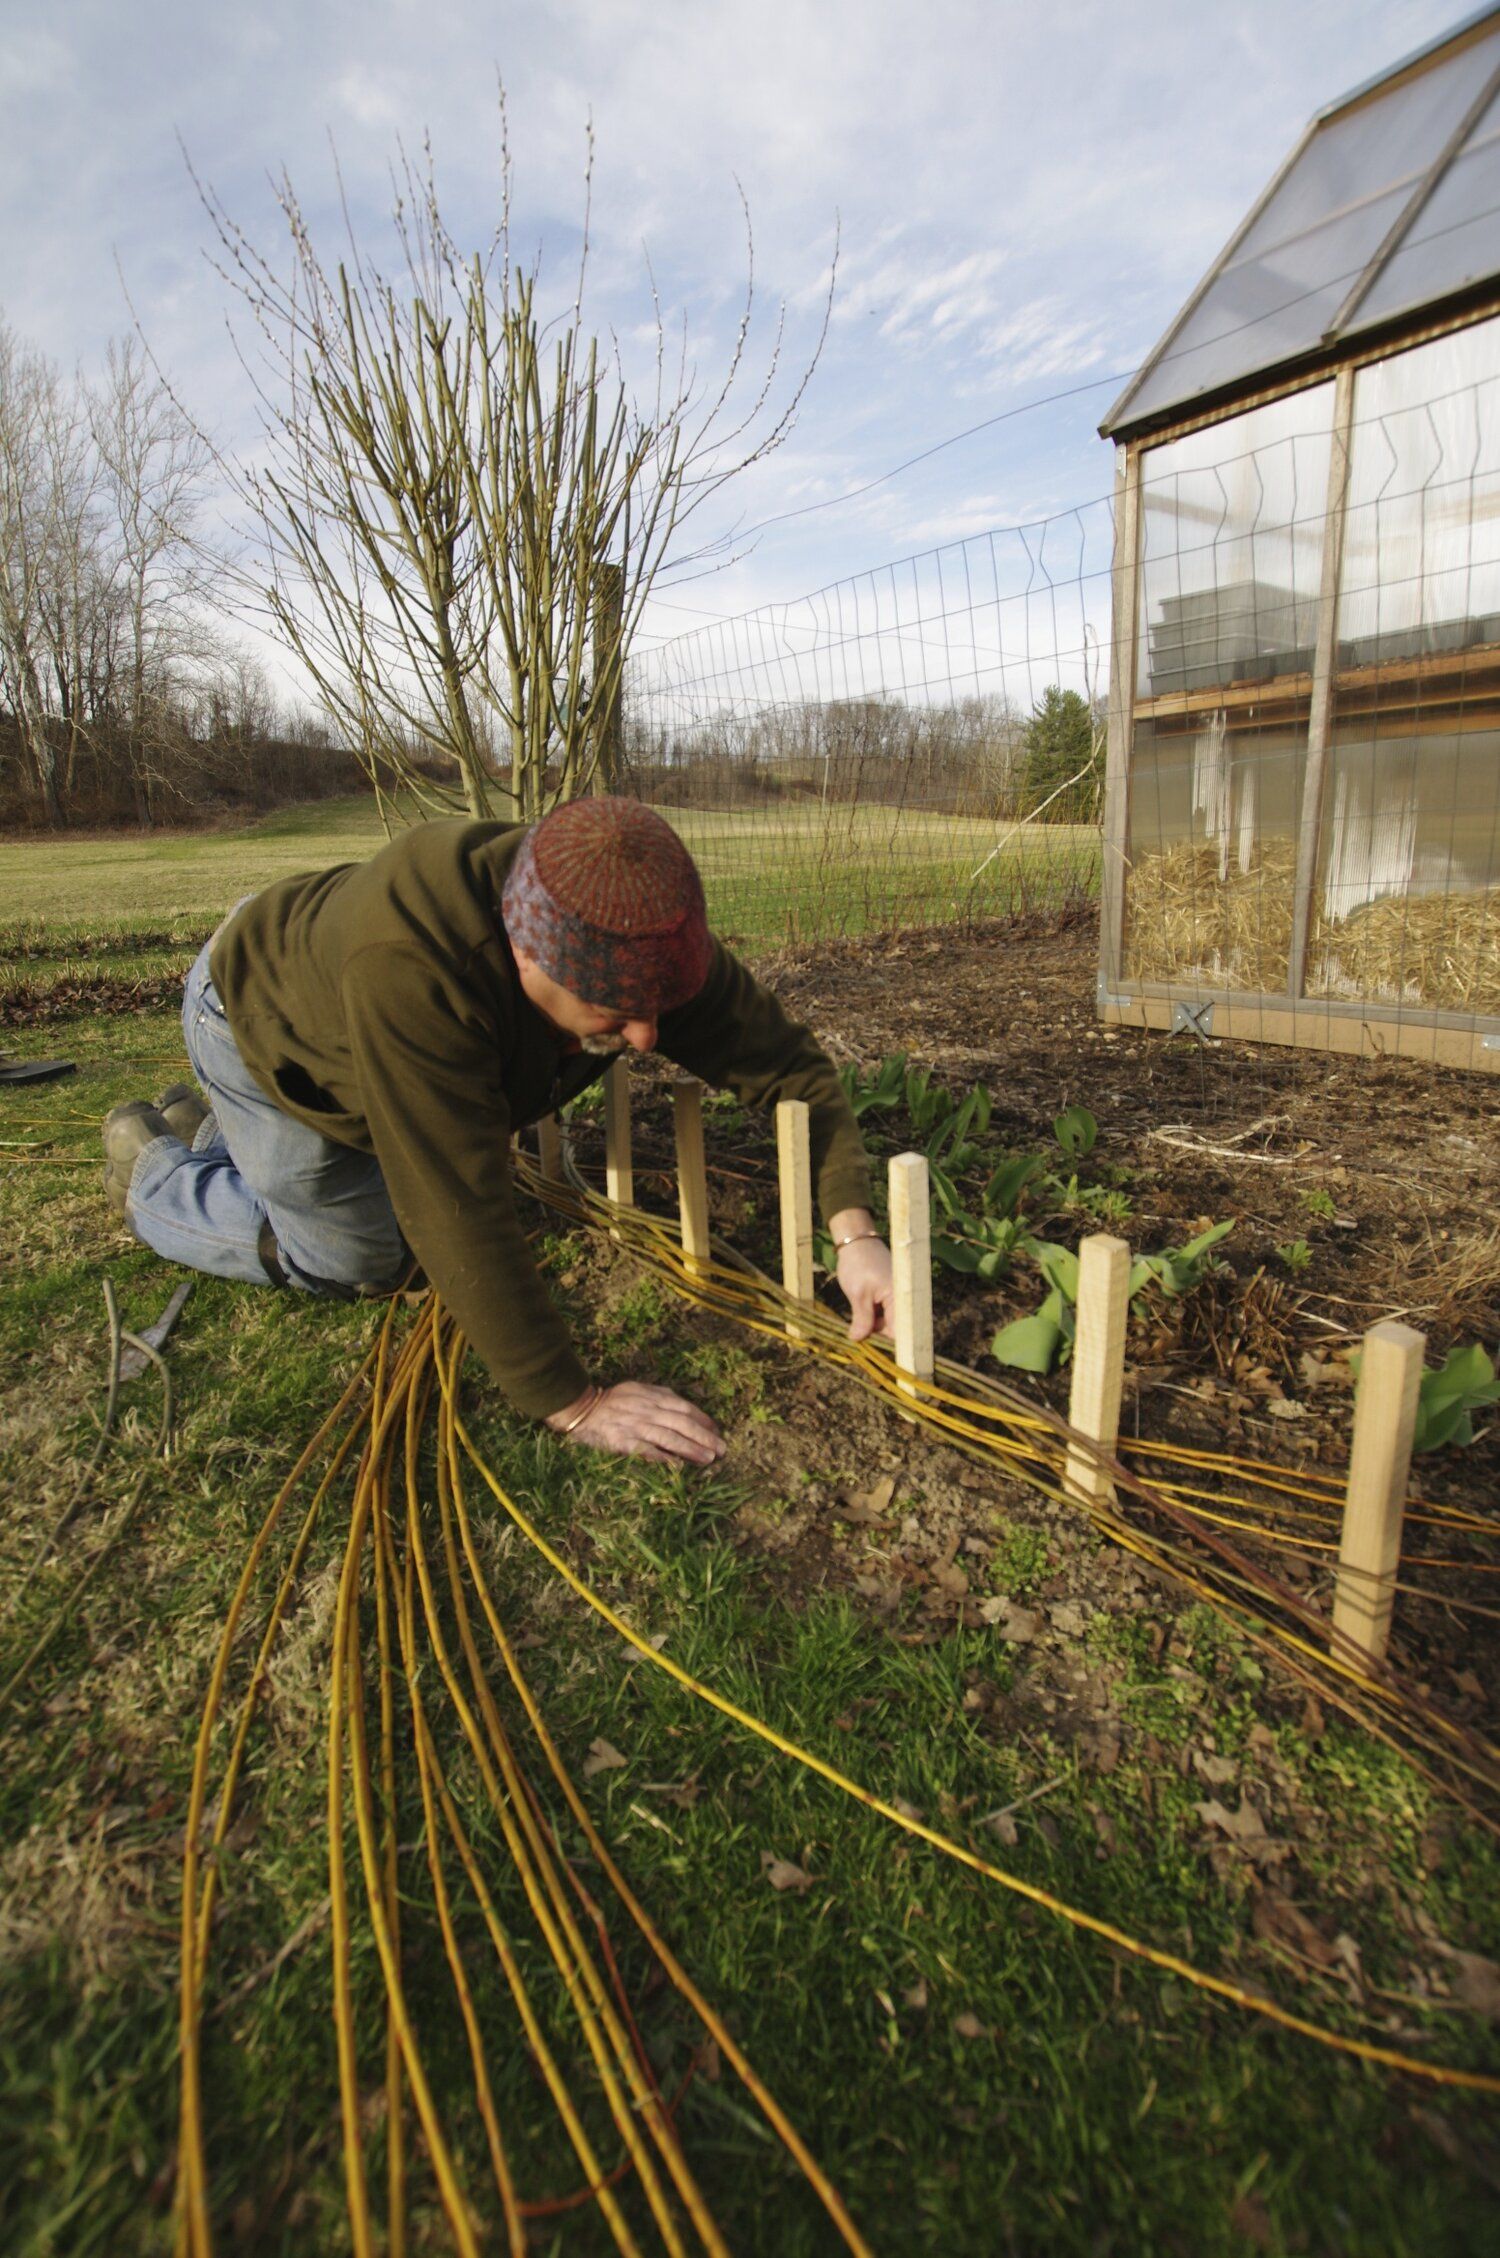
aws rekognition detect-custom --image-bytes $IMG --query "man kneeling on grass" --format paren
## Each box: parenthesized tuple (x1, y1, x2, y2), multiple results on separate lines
(102, 798, 894, 1464)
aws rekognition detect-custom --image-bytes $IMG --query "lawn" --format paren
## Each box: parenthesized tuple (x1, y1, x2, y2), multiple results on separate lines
(0, 795, 1099, 962)
(2, 853, 1497, 2257)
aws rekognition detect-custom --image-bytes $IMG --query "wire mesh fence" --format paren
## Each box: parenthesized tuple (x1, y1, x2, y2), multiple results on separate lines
(621, 501, 1115, 946)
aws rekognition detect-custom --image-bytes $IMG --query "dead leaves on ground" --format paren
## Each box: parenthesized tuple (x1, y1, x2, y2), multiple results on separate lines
(761, 1852, 815, 1895)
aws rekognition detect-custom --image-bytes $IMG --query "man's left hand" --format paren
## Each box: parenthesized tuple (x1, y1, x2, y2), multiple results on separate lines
(830, 1207, 895, 1343)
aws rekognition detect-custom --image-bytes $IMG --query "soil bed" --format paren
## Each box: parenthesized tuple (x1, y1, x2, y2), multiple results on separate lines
(558, 906, 1500, 1726)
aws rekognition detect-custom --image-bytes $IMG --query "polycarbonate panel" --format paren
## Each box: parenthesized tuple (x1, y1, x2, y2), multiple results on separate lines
(1235, 32, 1494, 263)
(1137, 386, 1333, 701)
(1130, 190, 1408, 417)
(1125, 720, 1307, 993)
(1309, 718, 1500, 1015)
(1351, 85, 1500, 330)
(1338, 316, 1500, 658)
(1108, 17, 1500, 433)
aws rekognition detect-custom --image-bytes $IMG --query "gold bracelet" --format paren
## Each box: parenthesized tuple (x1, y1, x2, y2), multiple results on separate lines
(553, 1384, 603, 1436)
(832, 1229, 882, 1250)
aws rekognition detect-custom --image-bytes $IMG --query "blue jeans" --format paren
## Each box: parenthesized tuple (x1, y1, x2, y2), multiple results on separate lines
(127, 938, 409, 1297)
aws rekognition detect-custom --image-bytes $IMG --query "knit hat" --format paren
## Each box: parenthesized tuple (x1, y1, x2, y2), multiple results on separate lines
(501, 797, 712, 1016)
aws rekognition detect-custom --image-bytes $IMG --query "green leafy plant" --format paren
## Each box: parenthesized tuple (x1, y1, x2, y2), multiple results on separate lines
(1128, 1220, 1235, 1300)
(933, 1210, 1033, 1284)
(990, 1241, 1080, 1372)
(991, 1221, 1235, 1374)
(1054, 1174, 1132, 1226)
(1299, 1187, 1337, 1222)
(1411, 1344, 1498, 1451)
(1276, 1237, 1313, 1273)
(1052, 1104, 1098, 1160)
(838, 1053, 908, 1119)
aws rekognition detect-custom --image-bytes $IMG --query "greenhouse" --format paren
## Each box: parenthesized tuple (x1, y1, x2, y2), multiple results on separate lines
(1098, 4, 1500, 1070)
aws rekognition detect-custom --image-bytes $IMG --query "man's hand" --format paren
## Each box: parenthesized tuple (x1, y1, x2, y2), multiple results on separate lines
(546, 1380, 726, 1466)
(830, 1206, 895, 1343)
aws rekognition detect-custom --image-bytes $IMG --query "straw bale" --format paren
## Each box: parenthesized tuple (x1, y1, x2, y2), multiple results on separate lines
(1310, 884, 1500, 1016)
(1126, 839, 1500, 1016)
(1125, 839, 1295, 992)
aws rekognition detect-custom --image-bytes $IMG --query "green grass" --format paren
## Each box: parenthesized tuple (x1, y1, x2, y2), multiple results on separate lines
(2, 1014, 1498, 2255)
(0, 795, 1099, 964)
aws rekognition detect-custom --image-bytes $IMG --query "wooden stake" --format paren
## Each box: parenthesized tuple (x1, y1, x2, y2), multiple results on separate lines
(888, 1153, 933, 1402)
(536, 1113, 563, 1182)
(1333, 1320, 1425, 1663)
(1064, 1234, 1132, 1506)
(776, 1100, 815, 1333)
(603, 1060, 633, 1209)
(673, 1077, 711, 1275)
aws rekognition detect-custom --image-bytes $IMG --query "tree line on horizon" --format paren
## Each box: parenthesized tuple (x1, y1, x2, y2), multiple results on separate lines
(0, 313, 362, 831)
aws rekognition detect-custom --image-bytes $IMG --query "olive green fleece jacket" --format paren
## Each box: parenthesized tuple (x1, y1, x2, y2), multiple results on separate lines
(210, 820, 873, 1419)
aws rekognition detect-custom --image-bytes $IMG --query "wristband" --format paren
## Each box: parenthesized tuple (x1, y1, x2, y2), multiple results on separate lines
(553, 1384, 603, 1436)
(833, 1230, 883, 1250)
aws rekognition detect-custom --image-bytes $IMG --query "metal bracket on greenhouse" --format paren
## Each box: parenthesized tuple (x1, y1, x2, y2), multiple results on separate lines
(1168, 1001, 1214, 1044)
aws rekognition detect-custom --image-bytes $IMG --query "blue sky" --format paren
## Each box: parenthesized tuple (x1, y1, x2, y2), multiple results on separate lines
(0, 0, 1468, 694)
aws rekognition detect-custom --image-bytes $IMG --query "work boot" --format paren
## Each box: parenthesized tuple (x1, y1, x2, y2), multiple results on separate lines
(102, 1101, 174, 1220)
(156, 1080, 212, 1144)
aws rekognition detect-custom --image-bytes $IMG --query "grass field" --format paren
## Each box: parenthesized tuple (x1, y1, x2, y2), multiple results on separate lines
(0, 796, 1099, 962)
(3, 828, 1496, 2256)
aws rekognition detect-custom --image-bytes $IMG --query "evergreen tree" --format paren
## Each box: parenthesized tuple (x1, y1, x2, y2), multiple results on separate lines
(1017, 686, 1101, 822)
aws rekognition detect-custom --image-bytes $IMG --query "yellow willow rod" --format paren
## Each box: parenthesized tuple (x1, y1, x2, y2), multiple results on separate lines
(549, 1193, 1500, 1786)
(322, 1305, 465, 2258)
(405, 1368, 674, 2258)
(176, 1344, 380, 2258)
(428, 1366, 717, 2258)
(396, 1337, 662, 2258)
(764, 1336, 1500, 1805)
(770, 1337, 1500, 1796)
(901, 1378, 1500, 1785)
(520, 1154, 1498, 1530)
(438, 1324, 824, 2253)
(390, 1523, 641, 2258)
(575, 1211, 1500, 1796)
(439, 1380, 876, 2258)
(327, 1316, 411, 2258)
(1127, 1435, 1492, 1534)
(514, 1155, 1500, 1808)
(445, 1378, 1500, 2099)
(334, 1348, 487, 2258)
(383, 1393, 529, 2254)
(371, 1337, 408, 2258)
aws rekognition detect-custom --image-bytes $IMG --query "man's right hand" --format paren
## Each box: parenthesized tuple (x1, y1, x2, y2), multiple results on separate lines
(546, 1381, 726, 1466)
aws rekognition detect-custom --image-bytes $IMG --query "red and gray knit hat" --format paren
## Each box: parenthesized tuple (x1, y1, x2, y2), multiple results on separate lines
(501, 797, 712, 1016)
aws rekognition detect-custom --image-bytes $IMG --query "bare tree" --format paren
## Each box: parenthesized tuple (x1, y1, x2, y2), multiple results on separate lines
(194, 109, 833, 822)
(0, 322, 72, 824)
(88, 335, 215, 824)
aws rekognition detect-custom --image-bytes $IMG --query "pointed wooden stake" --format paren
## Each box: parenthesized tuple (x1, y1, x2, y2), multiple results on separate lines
(603, 1059, 633, 1209)
(776, 1099, 815, 1333)
(673, 1077, 711, 1276)
(536, 1113, 563, 1183)
(1333, 1320, 1424, 1664)
(1065, 1234, 1132, 1507)
(888, 1153, 933, 1404)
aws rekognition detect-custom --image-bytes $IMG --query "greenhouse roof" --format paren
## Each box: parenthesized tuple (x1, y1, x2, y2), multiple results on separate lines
(1103, 6, 1500, 438)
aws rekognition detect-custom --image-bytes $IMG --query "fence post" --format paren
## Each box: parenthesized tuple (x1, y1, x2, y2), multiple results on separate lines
(536, 1113, 563, 1183)
(888, 1153, 933, 1404)
(1064, 1233, 1132, 1507)
(776, 1099, 815, 1333)
(603, 1059, 633, 1210)
(673, 1077, 711, 1275)
(1333, 1320, 1425, 1664)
